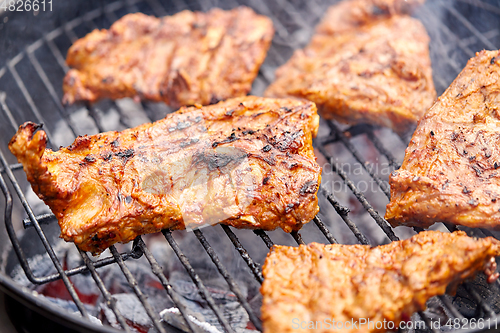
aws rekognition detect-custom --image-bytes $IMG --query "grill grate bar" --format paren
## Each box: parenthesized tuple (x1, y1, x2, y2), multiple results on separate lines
(0, 163, 23, 174)
(85, 102, 107, 133)
(115, 100, 149, 128)
(318, 144, 399, 242)
(45, 38, 70, 73)
(63, 20, 80, 44)
(145, 0, 168, 16)
(106, 0, 139, 13)
(26, 51, 79, 138)
(0, 92, 19, 133)
(135, 237, 197, 333)
(270, 0, 310, 32)
(444, 223, 459, 233)
(8, 54, 24, 69)
(109, 244, 168, 333)
(291, 0, 324, 26)
(163, 229, 235, 333)
(320, 186, 371, 245)
(77, 247, 132, 333)
(437, 226, 494, 320)
(442, 1, 497, 50)
(418, 312, 441, 333)
(253, 230, 274, 249)
(313, 215, 338, 244)
(221, 225, 264, 283)
(0, 171, 45, 285)
(327, 121, 391, 199)
(167, 0, 190, 12)
(0, 93, 94, 314)
(194, 0, 213, 12)
(320, 181, 467, 324)
(318, 148, 469, 319)
(239, 0, 289, 41)
(54, 18, 124, 135)
(454, 228, 500, 315)
(453, 221, 499, 320)
(248, 0, 314, 50)
(13, 210, 147, 284)
(86, 4, 156, 130)
(419, 5, 475, 58)
(464, 283, 496, 318)
(104, 7, 120, 25)
(193, 229, 263, 331)
(455, 0, 500, 14)
(23, 213, 54, 228)
(439, 295, 465, 319)
(66, 23, 132, 132)
(0, 150, 89, 318)
(8, 64, 54, 145)
(124, 0, 140, 12)
(84, 14, 100, 31)
(82, 7, 104, 23)
(19, 248, 142, 285)
(415, 12, 464, 76)
(337, 124, 378, 139)
(44, 27, 63, 42)
(224, 0, 290, 69)
(437, 221, 499, 317)
(365, 130, 401, 170)
(469, 228, 500, 292)
(290, 230, 306, 245)
(413, 226, 425, 233)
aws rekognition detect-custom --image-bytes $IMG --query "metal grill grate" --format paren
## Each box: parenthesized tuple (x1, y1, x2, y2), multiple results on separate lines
(0, 0, 500, 332)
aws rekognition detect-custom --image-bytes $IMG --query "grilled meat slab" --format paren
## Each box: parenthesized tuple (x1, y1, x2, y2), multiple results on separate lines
(62, 7, 274, 108)
(265, 0, 435, 135)
(386, 50, 500, 229)
(9, 97, 320, 254)
(261, 230, 500, 333)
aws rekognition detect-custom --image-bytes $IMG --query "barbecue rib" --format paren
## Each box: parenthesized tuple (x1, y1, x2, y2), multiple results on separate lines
(261, 230, 500, 333)
(9, 97, 321, 254)
(386, 50, 500, 229)
(265, 0, 435, 135)
(62, 7, 274, 108)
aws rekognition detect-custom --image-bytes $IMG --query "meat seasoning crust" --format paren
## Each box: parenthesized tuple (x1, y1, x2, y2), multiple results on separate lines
(261, 231, 500, 333)
(62, 7, 274, 108)
(265, 0, 435, 135)
(386, 50, 500, 229)
(9, 97, 321, 254)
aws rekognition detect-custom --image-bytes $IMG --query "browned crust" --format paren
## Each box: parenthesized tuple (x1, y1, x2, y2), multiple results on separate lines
(261, 230, 500, 333)
(62, 7, 274, 108)
(265, 0, 435, 135)
(385, 50, 500, 229)
(9, 96, 320, 254)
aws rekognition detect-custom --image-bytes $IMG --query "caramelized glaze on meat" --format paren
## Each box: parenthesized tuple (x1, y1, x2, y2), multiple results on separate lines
(62, 7, 274, 108)
(265, 0, 435, 135)
(261, 231, 500, 333)
(386, 50, 500, 229)
(9, 97, 320, 254)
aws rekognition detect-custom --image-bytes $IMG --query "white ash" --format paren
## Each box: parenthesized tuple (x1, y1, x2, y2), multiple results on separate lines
(159, 307, 221, 333)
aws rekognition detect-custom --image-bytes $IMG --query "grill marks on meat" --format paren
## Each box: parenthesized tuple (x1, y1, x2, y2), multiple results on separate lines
(265, 0, 435, 135)
(386, 50, 500, 229)
(62, 7, 274, 108)
(261, 230, 500, 333)
(9, 97, 321, 254)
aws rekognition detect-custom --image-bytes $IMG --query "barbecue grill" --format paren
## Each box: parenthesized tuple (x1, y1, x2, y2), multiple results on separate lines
(1, 0, 500, 332)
